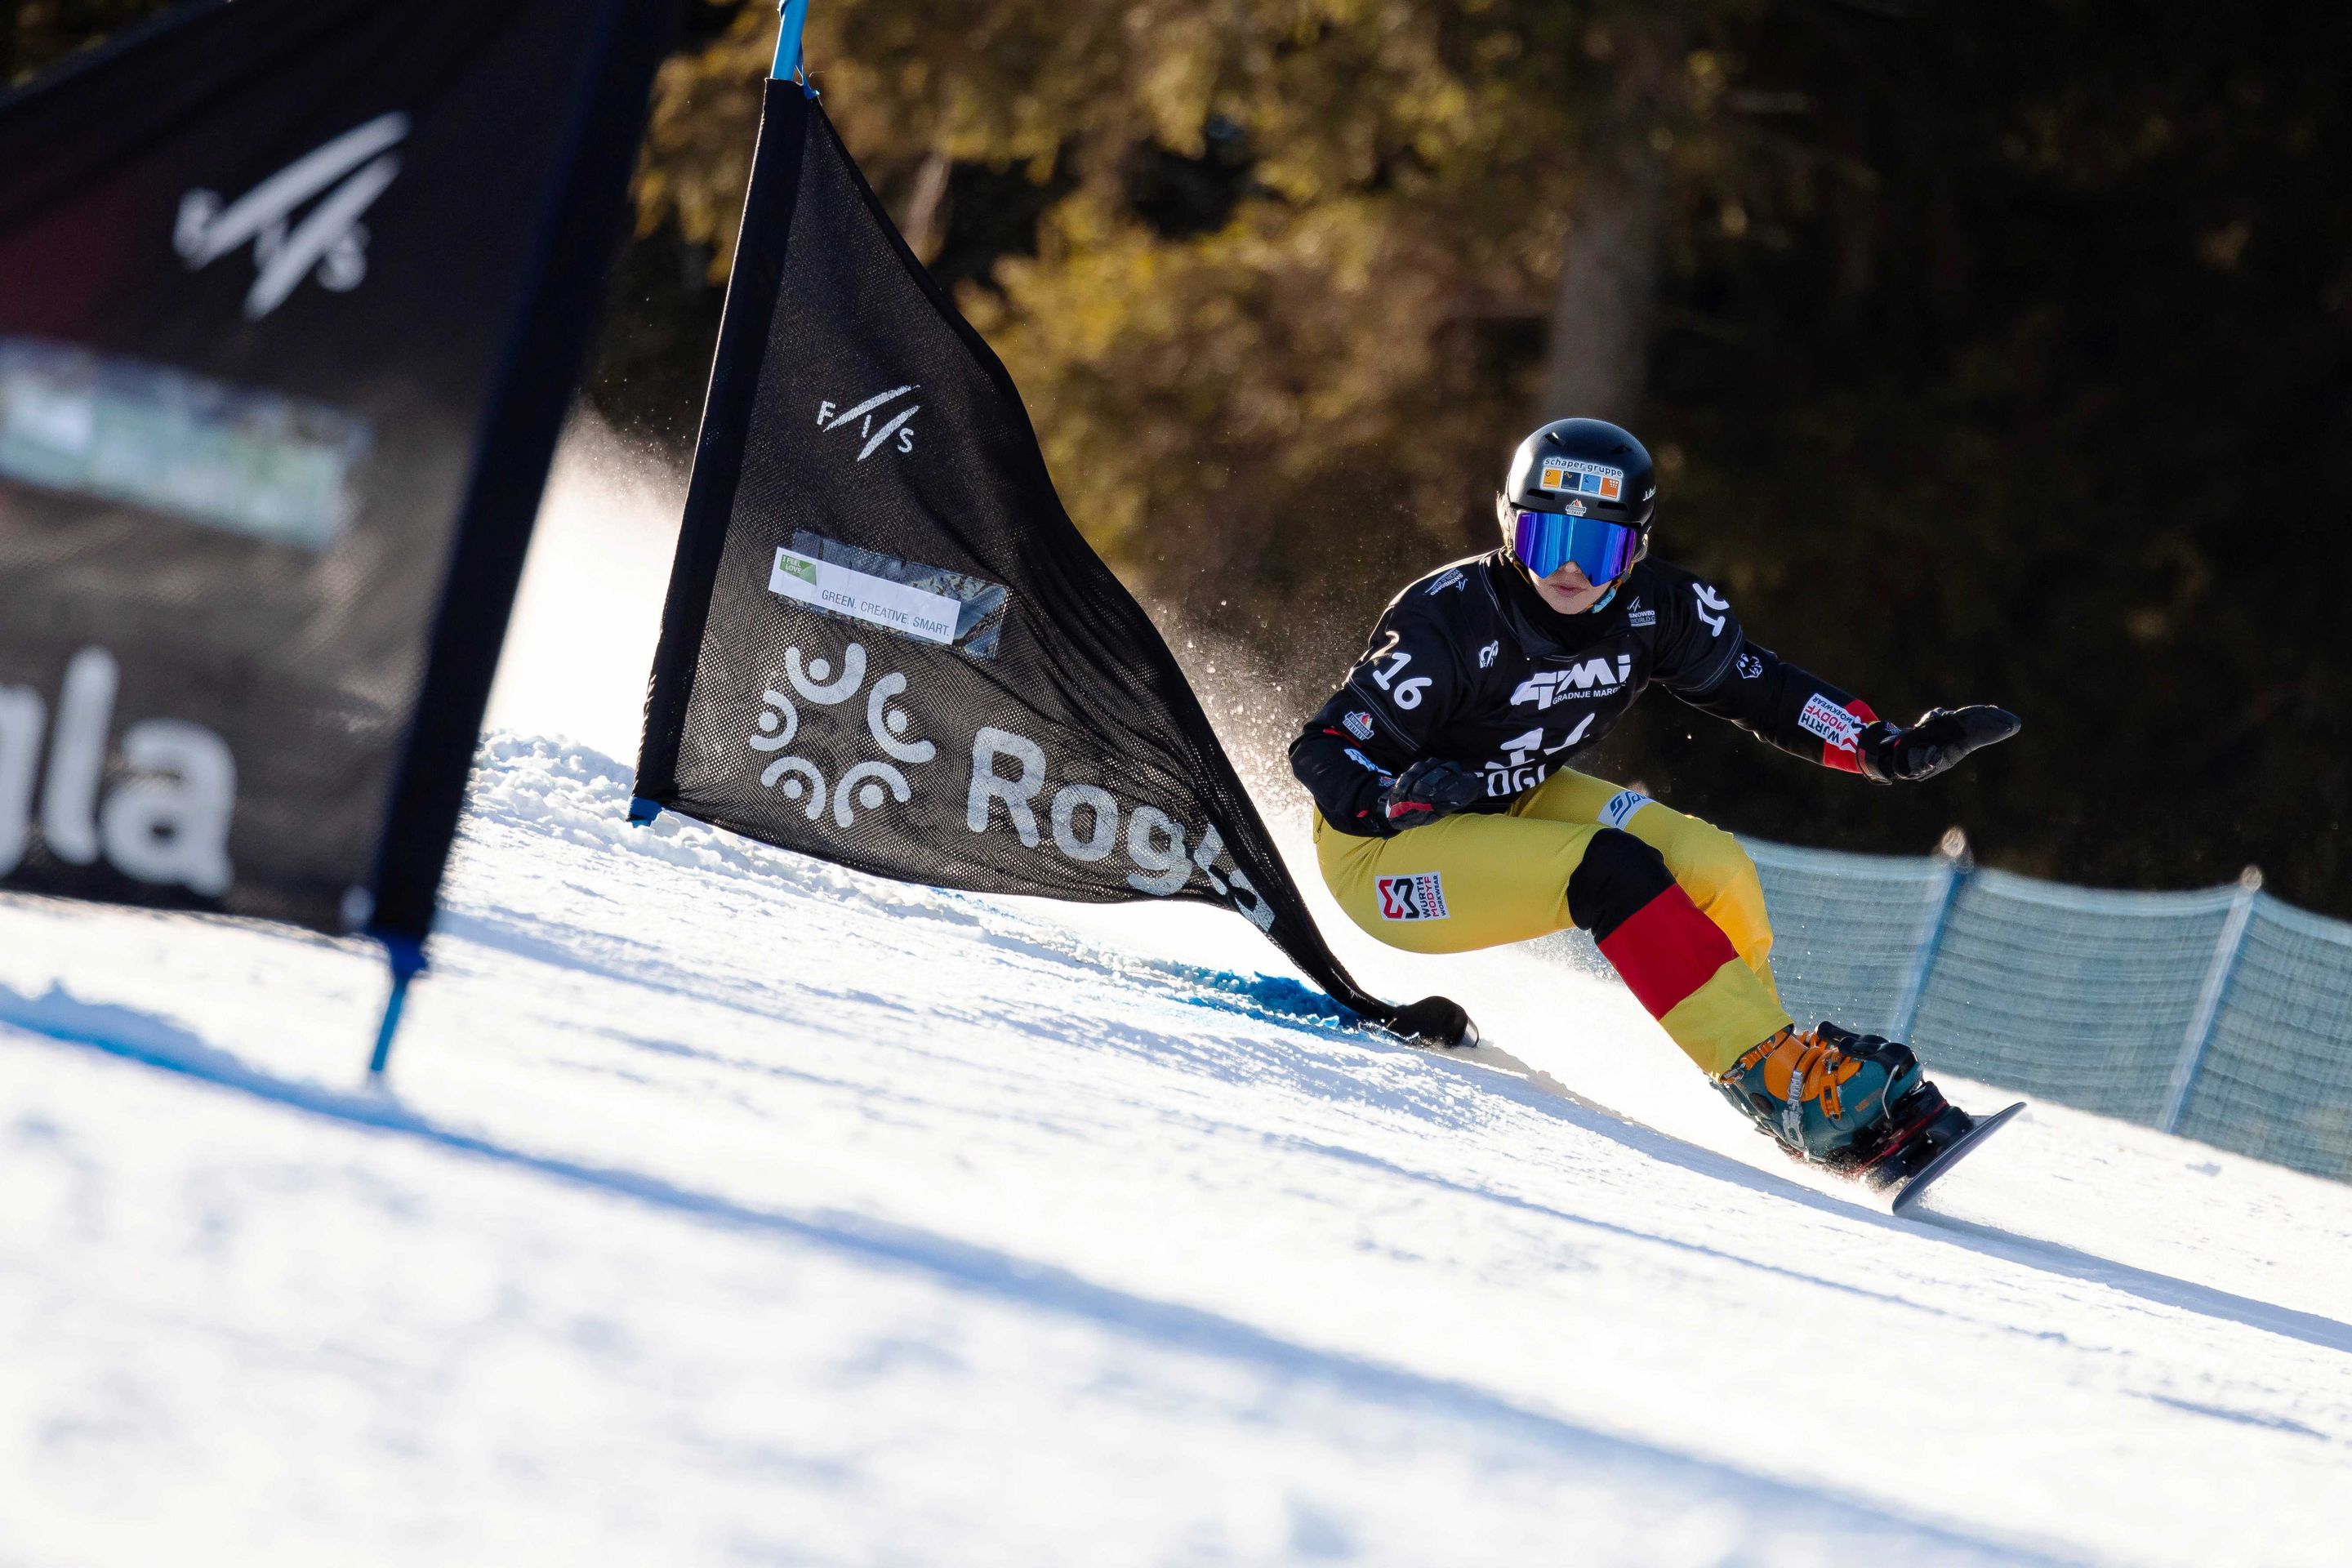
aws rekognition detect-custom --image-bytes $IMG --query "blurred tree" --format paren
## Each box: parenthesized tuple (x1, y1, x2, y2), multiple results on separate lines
(25, 2, 2352, 914)
(634, 0, 2352, 913)
(637, 0, 1764, 616)
(2, 0, 180, 84)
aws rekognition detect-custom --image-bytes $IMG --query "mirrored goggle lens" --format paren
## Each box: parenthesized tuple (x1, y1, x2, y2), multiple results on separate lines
(1509, 509, 1640, 582)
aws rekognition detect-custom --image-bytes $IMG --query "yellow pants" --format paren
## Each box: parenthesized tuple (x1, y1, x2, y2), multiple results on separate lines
(1315, 768, 1791, 1073)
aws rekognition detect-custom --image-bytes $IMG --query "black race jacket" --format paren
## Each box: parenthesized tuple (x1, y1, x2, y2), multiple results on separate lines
(1291, 552, 1879, 836)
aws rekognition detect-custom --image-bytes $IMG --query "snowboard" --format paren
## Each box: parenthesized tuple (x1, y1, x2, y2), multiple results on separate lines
(1862, 1099, 2028, 1214)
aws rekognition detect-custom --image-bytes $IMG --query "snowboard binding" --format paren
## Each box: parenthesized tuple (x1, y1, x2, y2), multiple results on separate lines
(1836, 1077, 1977, 1189)
(1846, 1079, 2029, 1211)
(1723, 1020, 2025, 1208)
(1759, 1025, 2032, 1213)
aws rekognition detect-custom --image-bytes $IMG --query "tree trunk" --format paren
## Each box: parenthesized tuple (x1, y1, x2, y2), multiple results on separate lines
(900, 149, 952, 265)
(1535, 24, 1679, 425)
(1536, 156, 1665, 424)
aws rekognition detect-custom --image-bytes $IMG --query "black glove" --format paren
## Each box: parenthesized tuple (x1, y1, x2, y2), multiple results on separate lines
(1859, 706, 2020, 783)
(1381, 757, 1486, 828)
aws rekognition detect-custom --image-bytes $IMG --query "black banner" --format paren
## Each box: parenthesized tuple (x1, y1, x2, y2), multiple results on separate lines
(634, 82, 1470, 1045)
(0, 0, 673, 940)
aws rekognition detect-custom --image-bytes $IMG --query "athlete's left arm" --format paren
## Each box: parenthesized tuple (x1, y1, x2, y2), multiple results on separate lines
(1655, 577, 2019, 780)
(1673, 638, 1887, 776)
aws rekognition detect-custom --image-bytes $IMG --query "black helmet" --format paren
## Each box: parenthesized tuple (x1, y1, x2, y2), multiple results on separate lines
(1500, 417, 1657, 534)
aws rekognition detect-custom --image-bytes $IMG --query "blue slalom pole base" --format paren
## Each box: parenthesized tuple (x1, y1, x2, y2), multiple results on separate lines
(367, 935, 429, 1076)
(628, 795, 662, 826)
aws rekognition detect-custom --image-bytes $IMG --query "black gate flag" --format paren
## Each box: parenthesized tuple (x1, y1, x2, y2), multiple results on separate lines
(0, 0, 672, 942)
(634, 81, 1472, 1047)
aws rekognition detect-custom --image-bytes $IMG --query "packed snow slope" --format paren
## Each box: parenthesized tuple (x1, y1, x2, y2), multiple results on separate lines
(7, 757, 2352, 1566)
(4, 424, 2351, 1565)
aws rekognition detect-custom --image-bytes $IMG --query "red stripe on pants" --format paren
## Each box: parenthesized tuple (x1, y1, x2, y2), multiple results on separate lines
(1596, 885, 1742, 1018)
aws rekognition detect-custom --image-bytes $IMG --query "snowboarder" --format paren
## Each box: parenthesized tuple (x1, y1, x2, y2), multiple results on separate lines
(1289, 417, 2020, 1176)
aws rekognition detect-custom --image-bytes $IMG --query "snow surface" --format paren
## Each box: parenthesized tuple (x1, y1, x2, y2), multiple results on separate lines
(5, 422, 2351, 1565)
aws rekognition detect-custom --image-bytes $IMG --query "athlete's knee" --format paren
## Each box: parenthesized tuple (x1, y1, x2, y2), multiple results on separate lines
(1566, 828, 1674, 939)
(1672, 822, 1776, 976)
(1668, 819, 1762, 902)
(1707, 823, 1764, 896)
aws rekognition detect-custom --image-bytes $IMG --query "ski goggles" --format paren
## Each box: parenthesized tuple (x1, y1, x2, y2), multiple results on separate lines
(1506, 506, 1643, 583)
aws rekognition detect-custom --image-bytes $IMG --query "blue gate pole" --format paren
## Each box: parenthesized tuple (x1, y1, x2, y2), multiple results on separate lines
(773, 0, 811, 82)
(2159, 866, 2262, 1134)
(1890, 827, 1971, 1044)
(367, 935, 429, 1076)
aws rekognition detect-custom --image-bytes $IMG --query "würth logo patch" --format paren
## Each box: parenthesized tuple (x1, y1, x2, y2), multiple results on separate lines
(1797, 692, 1864, 753)
(1375, 872, 1449, 921)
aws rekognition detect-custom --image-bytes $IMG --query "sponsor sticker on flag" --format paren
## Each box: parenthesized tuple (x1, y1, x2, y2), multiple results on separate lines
(769, 544, 964, 646)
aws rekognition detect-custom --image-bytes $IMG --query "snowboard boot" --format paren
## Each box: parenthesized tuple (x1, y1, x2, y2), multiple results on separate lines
(1713, 1021, 1931, 1169)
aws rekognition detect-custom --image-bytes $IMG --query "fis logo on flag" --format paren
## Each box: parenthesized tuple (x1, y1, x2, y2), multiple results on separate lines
(816, 386, 920, 461)
(1375, 872, 1448, 921)
(176, 113, 408, 321)
(1538, 458, 1624, 501)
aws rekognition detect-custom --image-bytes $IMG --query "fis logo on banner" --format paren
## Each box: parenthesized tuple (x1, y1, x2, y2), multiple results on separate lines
(1375, 871, 1448, 922)
(1537, 458, 1624, 501)
(176, 113, 408, 321)
(816, 386, 920, 461)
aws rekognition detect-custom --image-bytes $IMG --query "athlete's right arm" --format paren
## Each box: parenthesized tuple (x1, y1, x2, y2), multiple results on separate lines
(1287, 605, 1467, 837)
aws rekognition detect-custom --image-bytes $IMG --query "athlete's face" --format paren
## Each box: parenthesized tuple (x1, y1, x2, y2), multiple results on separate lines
(1530, 560, 1618, 615)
